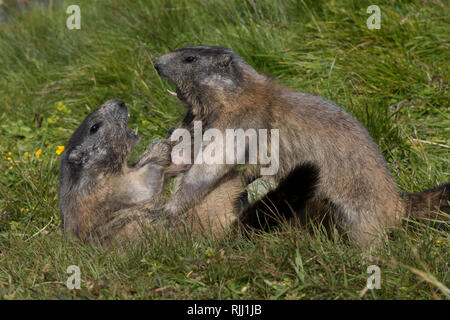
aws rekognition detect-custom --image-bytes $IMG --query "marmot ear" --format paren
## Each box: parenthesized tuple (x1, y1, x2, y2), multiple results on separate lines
(219, 54, 233, 67)
(67, 149, 83, 165)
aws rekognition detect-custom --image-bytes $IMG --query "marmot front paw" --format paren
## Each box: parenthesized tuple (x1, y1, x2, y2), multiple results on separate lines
(136, 138, 172, 168)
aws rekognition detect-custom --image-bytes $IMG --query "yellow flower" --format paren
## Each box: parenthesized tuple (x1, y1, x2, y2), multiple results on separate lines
(35, 149, 42, 158)
(8, 152, 12, 156)
(47, 116, 60, 125)
(24, 152, 31, 158)
(56, 146, 65, 155)
(7, 157, 12, 161)
(57, 102, 71, 114)
(9, 166, 13, 170)
(57, 102, 66, 111)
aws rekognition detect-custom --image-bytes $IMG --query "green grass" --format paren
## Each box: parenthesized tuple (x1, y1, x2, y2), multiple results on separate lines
(0, 0, 449, 299)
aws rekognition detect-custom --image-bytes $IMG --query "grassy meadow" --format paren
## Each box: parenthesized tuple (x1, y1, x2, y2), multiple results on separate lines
(0, 0, 449, 299)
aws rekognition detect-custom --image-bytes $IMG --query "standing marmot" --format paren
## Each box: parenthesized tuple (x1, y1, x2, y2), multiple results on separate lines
(154, 46, 449, 247)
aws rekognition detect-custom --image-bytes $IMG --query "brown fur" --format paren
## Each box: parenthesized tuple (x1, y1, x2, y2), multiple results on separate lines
(403, 182, 449, 225)
(92, 173, 244, 245)
(59, 99, 244, 245)
(154, 46, 449, 247)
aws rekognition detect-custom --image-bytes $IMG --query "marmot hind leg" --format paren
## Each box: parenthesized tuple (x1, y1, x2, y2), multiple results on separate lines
(330, 204, 392, 248)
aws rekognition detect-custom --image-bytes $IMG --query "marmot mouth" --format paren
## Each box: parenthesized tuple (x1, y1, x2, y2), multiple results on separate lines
(123, 111, 138, 138)
(167, 89, 177, 96)
(166, 87, 185, 102)
(127, 127, 138, 138)
(124, 113, 139, 152)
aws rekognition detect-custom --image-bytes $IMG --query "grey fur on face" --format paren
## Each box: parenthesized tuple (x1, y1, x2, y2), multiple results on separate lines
(61, 99, 138, 175)
(154, 46, 260, 117)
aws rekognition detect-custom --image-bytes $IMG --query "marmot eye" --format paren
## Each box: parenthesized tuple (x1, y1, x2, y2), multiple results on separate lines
(90, 122, 102, 135)
(184, 56, 197, 63)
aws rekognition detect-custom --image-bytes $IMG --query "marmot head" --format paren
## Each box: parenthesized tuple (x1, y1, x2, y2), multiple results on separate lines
(154, 46, 261, 116)
(60, 99, 138, 186)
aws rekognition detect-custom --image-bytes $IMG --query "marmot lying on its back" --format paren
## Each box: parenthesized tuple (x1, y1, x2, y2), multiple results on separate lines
(58, 99, 247, 244)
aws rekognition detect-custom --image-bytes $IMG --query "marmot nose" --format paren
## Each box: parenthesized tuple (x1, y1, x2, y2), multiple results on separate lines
(154, 57, 165, 75)
(154, 62, 161, 74)
(107, 99, 127, 114)
(111, 99, 126, 109)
